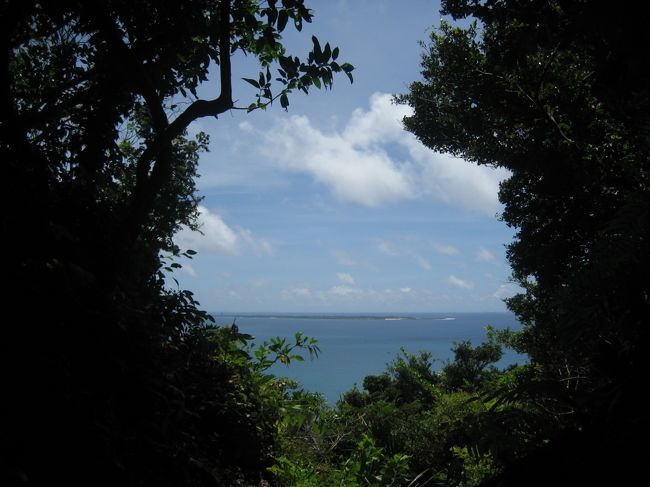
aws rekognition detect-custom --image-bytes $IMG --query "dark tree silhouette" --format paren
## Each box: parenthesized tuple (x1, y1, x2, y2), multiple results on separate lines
(1, 1, 351, 485)
(400, 0, 649, 483)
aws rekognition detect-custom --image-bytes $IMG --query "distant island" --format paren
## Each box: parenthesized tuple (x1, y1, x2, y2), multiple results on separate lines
(211, 313, 470, 321)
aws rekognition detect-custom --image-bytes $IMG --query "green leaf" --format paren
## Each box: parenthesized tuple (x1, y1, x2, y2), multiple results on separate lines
(267, 8, 278, 25)
(323, 42, 331, 62)
(278, 56, 289, 70)
(332, 46, 339, 60)
(243, 77, 260, 89)
(277, 10, 288, 32)
(280, 93, 289, 109)
(312, 35, 322, 60)
(312, 76, 321, 89)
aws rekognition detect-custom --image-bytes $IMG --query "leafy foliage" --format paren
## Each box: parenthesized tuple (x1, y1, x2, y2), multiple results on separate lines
(442, 340, 502, 393)
(269, 338, 538, 486)
(2, 1, 351, 485)
(399, 0, 650, 481)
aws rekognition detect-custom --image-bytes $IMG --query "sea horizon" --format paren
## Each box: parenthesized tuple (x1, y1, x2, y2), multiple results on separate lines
(209, 311, 523, 404)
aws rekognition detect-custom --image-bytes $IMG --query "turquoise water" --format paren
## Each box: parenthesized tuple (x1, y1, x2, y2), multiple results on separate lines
(211, 312, 523, 404)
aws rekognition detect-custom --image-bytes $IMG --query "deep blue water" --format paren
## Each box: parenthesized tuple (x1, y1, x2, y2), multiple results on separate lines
(211, 312, 523, 404)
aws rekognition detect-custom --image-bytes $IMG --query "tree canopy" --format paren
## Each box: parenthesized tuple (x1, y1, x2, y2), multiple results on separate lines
(399, 0, 649, 482)
(1, 1, 351, 485)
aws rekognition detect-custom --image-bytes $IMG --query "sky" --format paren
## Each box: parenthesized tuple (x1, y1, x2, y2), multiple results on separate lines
(171, 0, 521, 313)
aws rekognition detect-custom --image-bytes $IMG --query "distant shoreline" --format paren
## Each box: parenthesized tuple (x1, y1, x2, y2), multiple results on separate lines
(210, 311, 514, 321)
(214, 314, 418, 321)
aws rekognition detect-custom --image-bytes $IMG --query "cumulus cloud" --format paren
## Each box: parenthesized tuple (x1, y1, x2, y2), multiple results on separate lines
(175, 206, 240, 255)
(263, 113, 411, 207)
(447, 274, 474, 289)
(262, 92, 507, 214)
(404, 139, 507, 214)
(337, 272, 356, 285)
(174, 206, 273, 256)
(476, 247, 496, 262)
(343, 92, 412, 147)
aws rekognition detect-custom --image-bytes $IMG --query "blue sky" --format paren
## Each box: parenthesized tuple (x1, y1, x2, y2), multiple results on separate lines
(171, 0, 521, 313)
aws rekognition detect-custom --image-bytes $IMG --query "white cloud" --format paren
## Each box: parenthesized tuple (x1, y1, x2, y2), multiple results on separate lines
(328, 285, 363, 297)
(493, 283, 521, 299)
(281, 287, 313, 301)
(476, 247, 496, 262)
(337, 272, 356, 285)
(239, 228, 275, 256)
(291, 287, 313, 298)
(343, 92, 412, 147)
(174, 206, 273, 257)
(414, 255, 433, 271)
(175, 206, 240, 255)
(377, 240, 400, 256)
(238, 121, 254, 132)
(404, 138, 507, 215)
(181, 263, 198, 278)
(433, 243, 460, 256)
(400, 287, 412, 293)
(447, 274, 474, 289)
(262, 92, 507, 214)
(263, 113, 411, 207)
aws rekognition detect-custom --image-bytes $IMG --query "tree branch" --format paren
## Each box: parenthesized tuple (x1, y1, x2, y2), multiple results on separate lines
(123, 0, 233, 244)
(134, 0, 233, 178)
(95, 13, 170, 192)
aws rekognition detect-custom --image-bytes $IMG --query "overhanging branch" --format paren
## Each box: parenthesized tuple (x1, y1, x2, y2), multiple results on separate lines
(126, 0, 233, 243)
(135, 0, 233, 177)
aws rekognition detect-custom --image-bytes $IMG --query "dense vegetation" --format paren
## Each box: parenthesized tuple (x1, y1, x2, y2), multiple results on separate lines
(2, 1, 350, 485)
(196, 326, 532, 486)
(398, 0, 649, 483)
(261, 333, 544, 486)
(3, 0, 648, 485)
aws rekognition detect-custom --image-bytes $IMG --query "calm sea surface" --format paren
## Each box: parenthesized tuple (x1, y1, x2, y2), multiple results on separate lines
(211, 312, 523, 404)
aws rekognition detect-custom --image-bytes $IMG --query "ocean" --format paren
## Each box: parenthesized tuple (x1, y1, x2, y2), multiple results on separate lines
(211, 312, 524, 404)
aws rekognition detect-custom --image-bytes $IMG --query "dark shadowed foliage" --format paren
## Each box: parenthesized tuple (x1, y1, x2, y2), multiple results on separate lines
(399, 0, 649, 483)
(1, 1, 350, 485)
